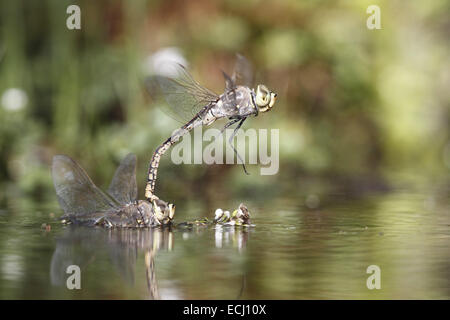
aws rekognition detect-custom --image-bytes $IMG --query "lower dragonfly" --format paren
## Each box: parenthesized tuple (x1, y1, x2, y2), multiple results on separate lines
(52, 153, 175, 228)
(145, 55, 277, 201)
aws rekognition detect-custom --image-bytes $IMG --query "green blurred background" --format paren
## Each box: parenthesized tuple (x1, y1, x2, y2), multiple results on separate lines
(0, 0, 449, 301)
(0, 0, 448, 206)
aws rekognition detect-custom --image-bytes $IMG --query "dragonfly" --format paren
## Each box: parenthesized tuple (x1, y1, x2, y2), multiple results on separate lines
(144, 54, 277, 201)
(52, 153, 175, 228)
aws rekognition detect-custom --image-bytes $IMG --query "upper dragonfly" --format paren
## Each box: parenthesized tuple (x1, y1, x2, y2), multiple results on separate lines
(145, 54, 277, 201)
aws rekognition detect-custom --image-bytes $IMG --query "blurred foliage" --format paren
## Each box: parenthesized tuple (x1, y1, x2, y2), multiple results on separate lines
(0, 0, 448, 202)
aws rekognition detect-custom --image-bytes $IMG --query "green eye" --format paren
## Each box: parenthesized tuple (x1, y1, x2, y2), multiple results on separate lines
(255, 84, 274, 110)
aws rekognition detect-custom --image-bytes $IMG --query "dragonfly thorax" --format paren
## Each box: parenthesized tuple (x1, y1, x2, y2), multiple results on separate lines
(207, 86, 257, 122)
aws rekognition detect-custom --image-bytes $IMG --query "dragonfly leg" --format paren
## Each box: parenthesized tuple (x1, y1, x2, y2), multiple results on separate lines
(220, 118, 240, 135)
(227, 118, 250, 175)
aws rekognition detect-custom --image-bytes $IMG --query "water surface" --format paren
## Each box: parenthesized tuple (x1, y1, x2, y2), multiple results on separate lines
(0, 184, 448, 299)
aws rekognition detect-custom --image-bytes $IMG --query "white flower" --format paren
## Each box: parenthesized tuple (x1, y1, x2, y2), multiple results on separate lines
(1, 88, 28, 112)
(143, 47, 187, 78)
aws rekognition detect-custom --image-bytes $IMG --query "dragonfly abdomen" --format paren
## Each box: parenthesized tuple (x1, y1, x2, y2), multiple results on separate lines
(145, 115, 203, 201)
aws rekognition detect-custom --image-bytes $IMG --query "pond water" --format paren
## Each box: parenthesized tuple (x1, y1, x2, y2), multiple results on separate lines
(0, 182, 448, 299)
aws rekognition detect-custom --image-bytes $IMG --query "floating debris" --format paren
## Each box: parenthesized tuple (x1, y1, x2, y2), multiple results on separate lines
(214, 203, 254, 227)
(176, 203, 255, 229)
(41, 223, 51, 232)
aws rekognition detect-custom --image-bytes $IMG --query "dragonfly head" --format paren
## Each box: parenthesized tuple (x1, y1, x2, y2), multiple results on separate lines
(255, 84, 277, 113)
(153, 199, 176, 225)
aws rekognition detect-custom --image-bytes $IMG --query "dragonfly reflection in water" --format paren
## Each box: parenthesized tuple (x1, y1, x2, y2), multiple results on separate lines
(51, 227, 173, 299)
(52, 153, 175, 228)
(50, 226, 250, 299)
(145, 55, 277, 202)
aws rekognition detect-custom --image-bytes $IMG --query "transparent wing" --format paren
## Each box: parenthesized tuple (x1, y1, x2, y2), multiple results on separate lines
(107, 153, 138, 205)
(222, 70, 236, 90)
(220, 55, 253, 109)
(232, 54, 253, 88)
(52, 155, 120, 216)
(145, 63, 219, 124)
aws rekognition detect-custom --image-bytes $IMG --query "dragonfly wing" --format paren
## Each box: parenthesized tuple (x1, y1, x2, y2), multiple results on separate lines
(232, 54, 254, 88)
(222, 70, 236, 90)
(107, 153, 138, 205)
(146, 63, 219, 124)
(52, 155, 120, 216)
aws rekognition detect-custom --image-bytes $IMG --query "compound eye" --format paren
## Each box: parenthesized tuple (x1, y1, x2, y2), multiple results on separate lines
(256, 84, 267, 94)
(259, 86, 269, 96)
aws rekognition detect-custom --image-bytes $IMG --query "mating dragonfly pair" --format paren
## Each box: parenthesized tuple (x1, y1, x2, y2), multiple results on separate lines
(52, 55, 277, 227)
